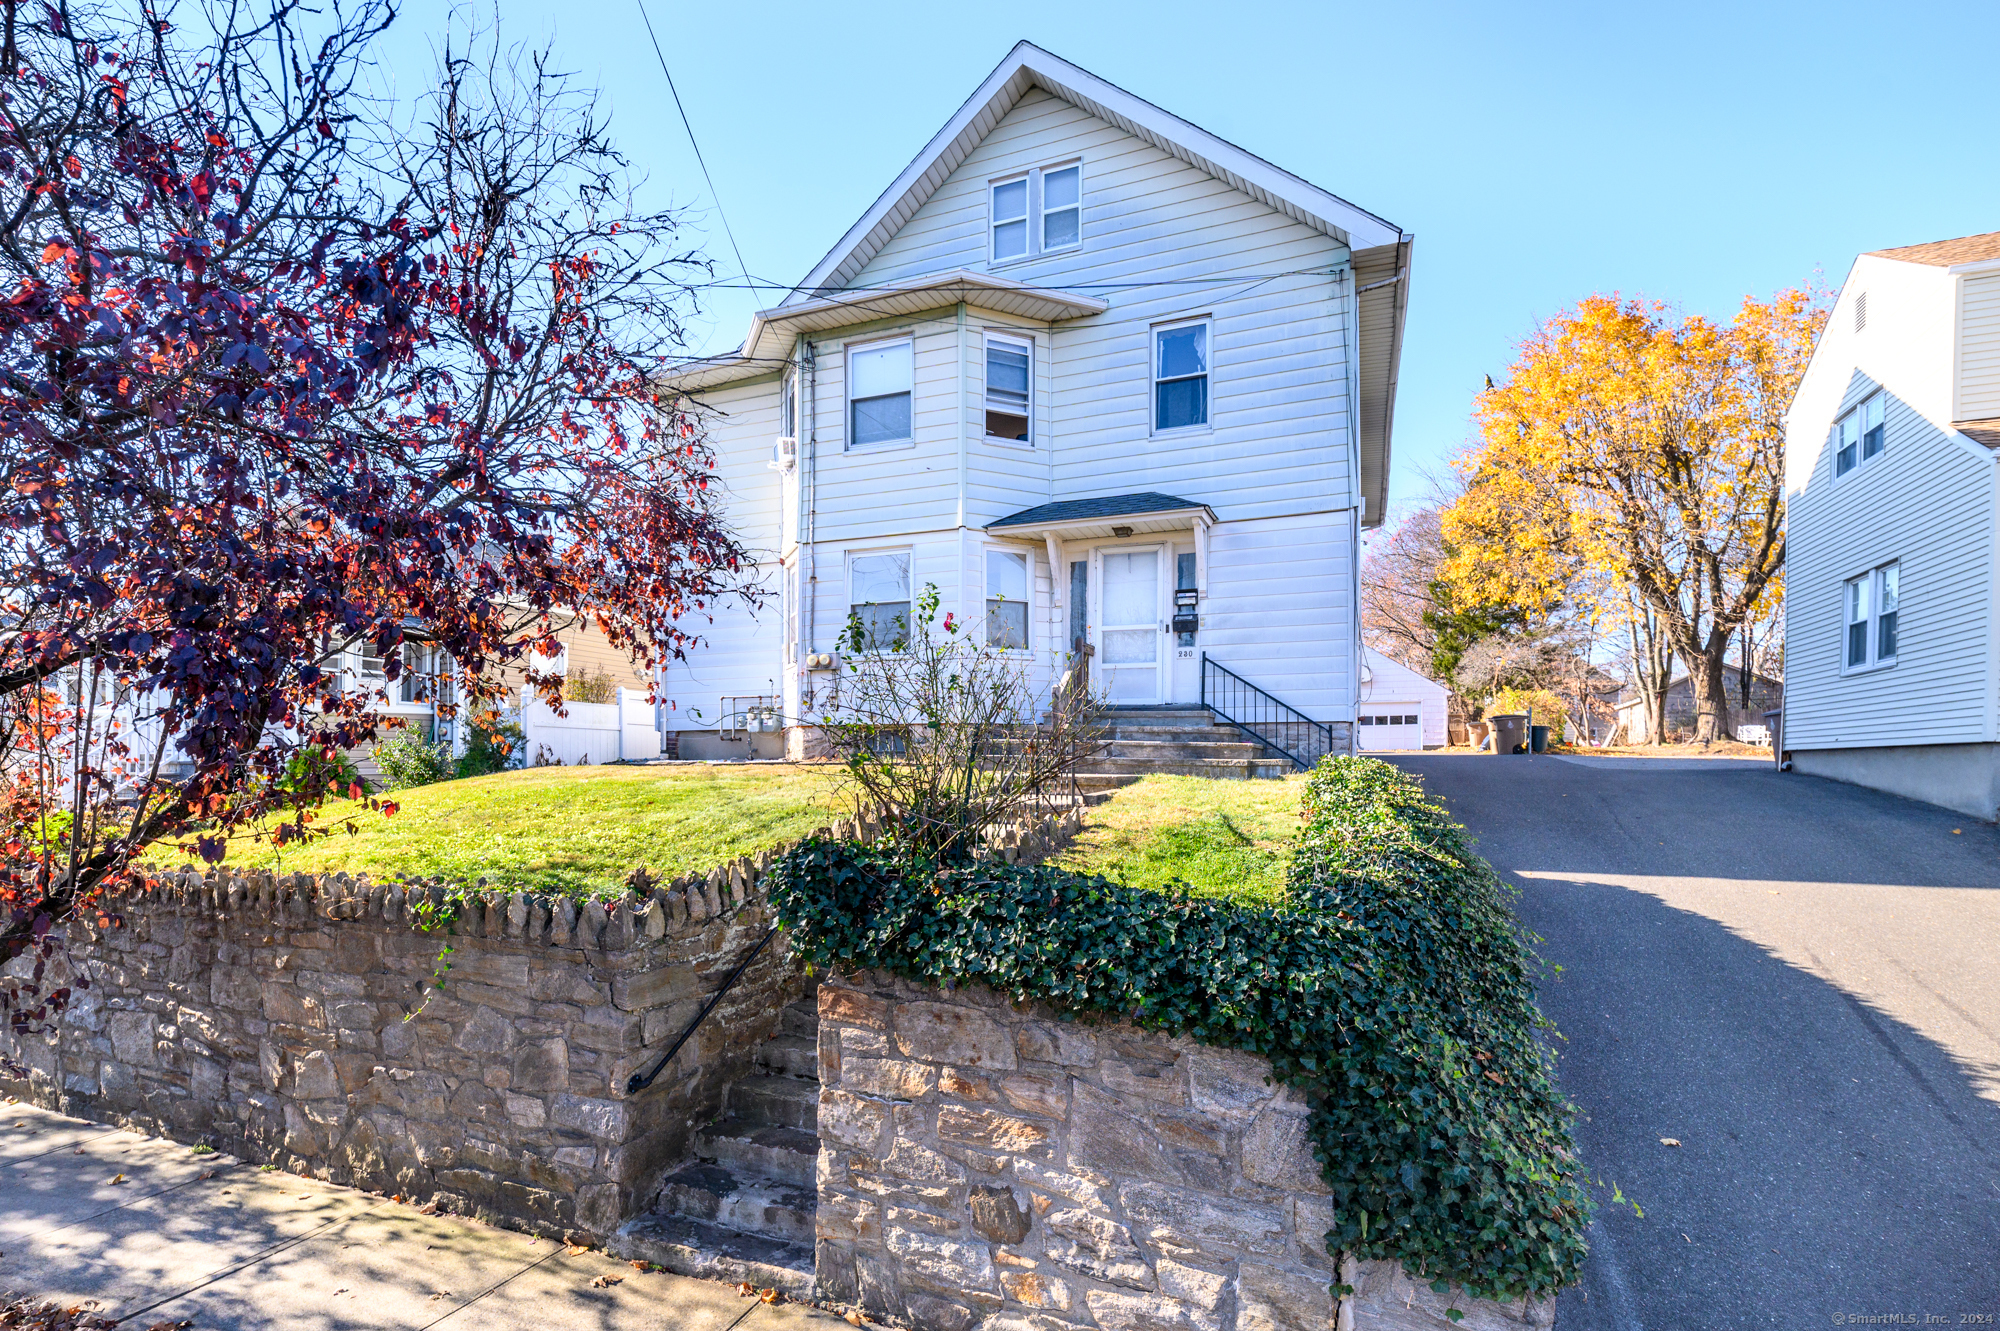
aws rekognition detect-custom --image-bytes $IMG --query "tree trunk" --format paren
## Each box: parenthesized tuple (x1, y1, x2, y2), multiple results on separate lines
(1688, 630, 1735, 743)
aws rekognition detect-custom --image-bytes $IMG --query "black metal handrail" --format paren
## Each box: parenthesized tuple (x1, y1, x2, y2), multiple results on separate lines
(625, 925, 777, 1095)
(1199, 654, 1336, 771)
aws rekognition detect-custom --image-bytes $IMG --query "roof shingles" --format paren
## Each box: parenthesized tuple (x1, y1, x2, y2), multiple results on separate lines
(1868, 231, 2000, 268)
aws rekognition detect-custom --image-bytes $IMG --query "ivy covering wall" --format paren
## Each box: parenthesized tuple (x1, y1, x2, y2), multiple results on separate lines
(769, 756, 1589, 1301)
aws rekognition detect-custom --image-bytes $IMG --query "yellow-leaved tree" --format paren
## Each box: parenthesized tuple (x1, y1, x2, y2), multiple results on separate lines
(1442, 289, 1825, 742)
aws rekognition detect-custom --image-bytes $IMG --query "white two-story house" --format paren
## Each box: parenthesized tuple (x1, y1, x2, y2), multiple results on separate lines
(1783, 230, 2000, 817)
(659, 42, 1410, 761)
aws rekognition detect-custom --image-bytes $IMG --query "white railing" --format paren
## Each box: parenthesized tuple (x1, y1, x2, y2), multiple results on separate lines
(520, 686, 660, 766)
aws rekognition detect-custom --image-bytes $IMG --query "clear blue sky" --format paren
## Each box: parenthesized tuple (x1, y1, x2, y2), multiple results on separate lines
(379, 0, 2000, 528)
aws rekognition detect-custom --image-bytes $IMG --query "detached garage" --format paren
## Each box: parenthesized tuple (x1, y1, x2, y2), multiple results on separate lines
(1357, 648, 1451, 751)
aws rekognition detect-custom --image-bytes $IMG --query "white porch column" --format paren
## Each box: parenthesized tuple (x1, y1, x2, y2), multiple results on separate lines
(1193, 517, 1210, 595)
(1044, 532, 1064, 660)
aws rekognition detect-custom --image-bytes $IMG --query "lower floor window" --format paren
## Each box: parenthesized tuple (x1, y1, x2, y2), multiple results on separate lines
(986, 549, 1029, 650)
(1360, 714, 1418, 726)
(850, 552, 912, 651)
(1845, 561, 1898, 670)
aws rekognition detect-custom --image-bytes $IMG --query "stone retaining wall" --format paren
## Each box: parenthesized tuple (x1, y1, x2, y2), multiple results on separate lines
(812, 971, 1552, 1331)
(0, 854, 802, 1238)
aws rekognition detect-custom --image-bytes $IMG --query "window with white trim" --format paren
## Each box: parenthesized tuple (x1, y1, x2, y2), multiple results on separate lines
(1845, 562, 1898, 671)
(1834, 392, 1885, 477)
(984, 334, 1031, 443)
(1154, 320, 1210, 432)
(848, 339, 913, 448)
(985, 549, 1029, 650)
(989, 161, 1082, 263)
(849, 551, 912, 652)
(779, 368, 796, 439)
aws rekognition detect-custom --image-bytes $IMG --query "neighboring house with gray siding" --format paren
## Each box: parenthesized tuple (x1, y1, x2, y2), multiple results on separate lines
(1782, 230, 2000, 817)
(657, 43, 1410, 757)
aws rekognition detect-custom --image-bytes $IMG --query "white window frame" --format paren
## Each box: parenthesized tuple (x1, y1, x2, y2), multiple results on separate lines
(847, 548, 914, 654)
(983, 331, 1034, 447)
(845, 336, 915, 451)
(1152, 317, 1213, 437)
(988, 159, 1083, 266)
(983, 546, 1032, 653)
(1833, 391, 1886, 480)
(1842, 561, 1899, 674)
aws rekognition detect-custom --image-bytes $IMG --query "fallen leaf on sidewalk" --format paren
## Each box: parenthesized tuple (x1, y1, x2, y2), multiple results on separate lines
(419, 1202, 439, 1215)
(591, 1275, 623, 1289)
(564, 1242, 591, 1256)
(844, 1313, 866, 1327)
(737, 1283, 757, 1297)
(197, 1171, 215, 1181)
(72, 1146, 84, 1154)
(107, 1174, 126, 1185)
(760, 1288, 782, 1304)
(144, 1321, 193, 1330)
(1659, 1138, 1681, 1147)
(428, 1291, 453, 1302)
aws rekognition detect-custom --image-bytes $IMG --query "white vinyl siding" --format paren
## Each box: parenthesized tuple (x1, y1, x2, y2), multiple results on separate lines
(852, 87, 1355, 527)
(1960, 273, 2000, 420)
(1785, 378, 1993, 750)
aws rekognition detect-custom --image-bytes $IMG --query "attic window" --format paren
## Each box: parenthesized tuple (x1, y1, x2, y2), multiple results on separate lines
(990, 161, 1083, 264)
(1855, 291, 1867, 332)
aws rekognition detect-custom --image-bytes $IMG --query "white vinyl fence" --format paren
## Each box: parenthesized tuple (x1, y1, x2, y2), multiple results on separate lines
(519, 686, 660, 766)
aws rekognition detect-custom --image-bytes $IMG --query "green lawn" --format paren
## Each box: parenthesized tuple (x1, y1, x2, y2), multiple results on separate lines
(1051, 773, 1308, 906)
(182, 764, 842, 899)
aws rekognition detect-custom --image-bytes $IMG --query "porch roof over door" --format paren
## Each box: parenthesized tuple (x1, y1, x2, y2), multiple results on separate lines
(985, 492, 1215, 540)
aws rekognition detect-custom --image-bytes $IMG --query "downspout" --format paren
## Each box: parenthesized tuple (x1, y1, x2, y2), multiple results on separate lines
(1342, 260, 1364, 754)
(955, 301, 969, 533)
(804, 338, 820, 657)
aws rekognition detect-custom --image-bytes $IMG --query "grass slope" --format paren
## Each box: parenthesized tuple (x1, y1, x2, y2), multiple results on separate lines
(184, 764, 840, 899)
(1051, 773, 1307, 905)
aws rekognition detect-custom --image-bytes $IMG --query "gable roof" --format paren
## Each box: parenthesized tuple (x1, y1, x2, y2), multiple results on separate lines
(1868, 230, 2000, 268)
(785, 42, 1404, 303)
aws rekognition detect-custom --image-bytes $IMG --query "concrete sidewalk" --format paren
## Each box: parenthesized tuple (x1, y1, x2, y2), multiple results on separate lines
(0, 1100, 849, 1331)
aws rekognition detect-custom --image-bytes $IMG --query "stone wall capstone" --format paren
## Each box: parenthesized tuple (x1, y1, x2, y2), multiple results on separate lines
(0, 854, 803, 1238)
(812, 971, 1554, 1331)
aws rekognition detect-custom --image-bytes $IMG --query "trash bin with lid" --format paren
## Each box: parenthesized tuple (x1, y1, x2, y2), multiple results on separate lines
(1530, 724, 1551, 754)
(1486, 712, 1528, 755)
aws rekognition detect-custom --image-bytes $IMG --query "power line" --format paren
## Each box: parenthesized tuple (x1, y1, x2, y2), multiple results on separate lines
(633, 0, 753, 288)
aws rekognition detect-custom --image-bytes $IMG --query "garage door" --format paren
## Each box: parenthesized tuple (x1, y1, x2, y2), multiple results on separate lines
(1358, 707, 1422, 751)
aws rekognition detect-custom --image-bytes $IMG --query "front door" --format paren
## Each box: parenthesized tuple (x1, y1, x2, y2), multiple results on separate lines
(1097, 546, 1163, 704)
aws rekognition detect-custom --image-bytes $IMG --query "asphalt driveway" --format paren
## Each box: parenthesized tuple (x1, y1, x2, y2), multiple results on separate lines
(1392, 753, 2000, 1330)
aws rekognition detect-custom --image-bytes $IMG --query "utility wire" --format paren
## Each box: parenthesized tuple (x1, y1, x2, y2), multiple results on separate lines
(634, 0, 753, 288)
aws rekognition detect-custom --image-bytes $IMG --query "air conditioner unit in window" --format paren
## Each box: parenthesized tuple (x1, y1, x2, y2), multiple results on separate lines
(769, 436, 797, 471)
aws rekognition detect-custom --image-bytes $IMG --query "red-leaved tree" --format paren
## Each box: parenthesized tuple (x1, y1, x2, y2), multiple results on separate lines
(0, 0, 748, 1026)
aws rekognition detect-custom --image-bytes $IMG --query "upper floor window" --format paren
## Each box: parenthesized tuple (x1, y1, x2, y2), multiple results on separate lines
(1845, 562, 1898, 671)
(1834, 392, 1885, 477)
(1154, 320, 1210, 433)
(990, 161, 1082, 264)
(991, 177, 1029, 261)
(1042, 165, 1080, 251)
(849, 339, 913, 448)
(985, 334, 1032, 443)
(985, 549, 1029, 650)
(849, 551, 912, 651)
(779, 368, 796, 439)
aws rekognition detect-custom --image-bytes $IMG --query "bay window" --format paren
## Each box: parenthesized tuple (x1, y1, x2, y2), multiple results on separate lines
(986, 549, 1029, 650)
(849, 339, 913, 448)
(849, 551, 912, 651)
(985, 334, 1032, 442)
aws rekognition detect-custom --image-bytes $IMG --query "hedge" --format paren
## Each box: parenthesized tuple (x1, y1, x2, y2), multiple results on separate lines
(768, 755, 1588, 1302)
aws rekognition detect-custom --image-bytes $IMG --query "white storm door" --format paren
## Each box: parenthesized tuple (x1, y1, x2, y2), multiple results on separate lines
(1098, 546, 1163, 704)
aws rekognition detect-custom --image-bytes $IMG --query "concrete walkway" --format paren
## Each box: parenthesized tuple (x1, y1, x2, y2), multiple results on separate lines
(0, 1100, 847, 1331)
(1395, 753, 2000, 1330)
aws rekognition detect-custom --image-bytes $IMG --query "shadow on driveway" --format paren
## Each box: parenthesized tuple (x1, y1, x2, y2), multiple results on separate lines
(1393, 755, 2000, 1330)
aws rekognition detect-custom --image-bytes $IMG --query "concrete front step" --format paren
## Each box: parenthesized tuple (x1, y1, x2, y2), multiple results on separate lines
(1100, 740, 1263, 760)
(754, 1032, 819, 1080)
(608, 1212, 816, 1299)
(727, 1075, 818, 1132)
(697, 1121, 820, 1188)
(657, 1159, 818, 1246)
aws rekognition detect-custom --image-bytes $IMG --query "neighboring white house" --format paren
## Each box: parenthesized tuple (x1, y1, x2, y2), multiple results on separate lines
(659, 42, 1410, 759)
(1782, 229, 2000, 818)
(1357, 648, 1448, 750)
